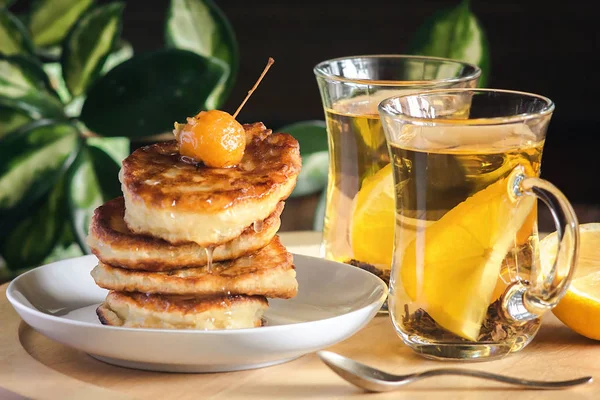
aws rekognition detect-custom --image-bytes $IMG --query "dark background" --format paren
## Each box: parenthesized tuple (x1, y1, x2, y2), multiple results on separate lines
(12, 0, 600, 214)
(146, 0, 600, 207)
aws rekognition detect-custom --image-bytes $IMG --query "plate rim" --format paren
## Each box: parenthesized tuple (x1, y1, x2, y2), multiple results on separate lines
(6, 253, 388, 336)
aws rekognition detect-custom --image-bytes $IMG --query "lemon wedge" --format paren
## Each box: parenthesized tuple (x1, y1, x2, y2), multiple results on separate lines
(400, 175, 535, 341)
(543, 223, 600, 340)
(350, 164, 395, 267)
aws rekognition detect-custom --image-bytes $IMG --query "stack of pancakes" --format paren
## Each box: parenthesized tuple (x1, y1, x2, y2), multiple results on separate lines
(88, 122, 302, 330)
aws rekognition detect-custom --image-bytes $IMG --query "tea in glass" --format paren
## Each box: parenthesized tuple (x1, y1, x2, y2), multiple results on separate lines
(379, 89, 580, 360)
(314, 56, 481, 285)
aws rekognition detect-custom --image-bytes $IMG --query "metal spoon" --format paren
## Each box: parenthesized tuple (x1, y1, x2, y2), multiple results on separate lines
(317, 351, 592, 391)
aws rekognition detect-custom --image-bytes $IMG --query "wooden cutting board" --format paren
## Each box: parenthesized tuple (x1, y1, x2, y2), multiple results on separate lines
(1, 283, 599, 400)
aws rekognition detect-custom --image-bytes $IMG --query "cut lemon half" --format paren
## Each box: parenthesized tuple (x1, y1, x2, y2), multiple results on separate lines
(543, 223, 600, 340)
(400, 174, 535, 341)
(350, 164, 395, 267)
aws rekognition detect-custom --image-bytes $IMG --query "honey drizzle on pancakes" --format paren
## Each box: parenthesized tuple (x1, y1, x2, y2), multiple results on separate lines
(253, 220, 264, 233)
(205, 247, 215, 273)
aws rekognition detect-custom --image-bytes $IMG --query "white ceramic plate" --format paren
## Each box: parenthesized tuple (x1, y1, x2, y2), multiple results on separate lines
(6, 253, 386, 373)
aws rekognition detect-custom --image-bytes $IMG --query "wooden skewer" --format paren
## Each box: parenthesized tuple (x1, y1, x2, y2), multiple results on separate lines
(232, 57, 275, 119)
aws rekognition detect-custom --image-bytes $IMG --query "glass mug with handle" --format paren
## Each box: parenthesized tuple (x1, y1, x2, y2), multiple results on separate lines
(378, 88, 579, 361)
(313, 55, 481, 289)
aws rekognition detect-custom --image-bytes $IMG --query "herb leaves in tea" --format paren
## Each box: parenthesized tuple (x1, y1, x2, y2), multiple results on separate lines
(346, 259, 390, 285)
(402, 300, 539, 343)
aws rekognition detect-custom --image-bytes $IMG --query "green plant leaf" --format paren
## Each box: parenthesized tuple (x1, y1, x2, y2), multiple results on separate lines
(0, 221, 83, 278)
(35, 45, 61, 62)
(62, 2, 124, 97)
(0, 177, 67, 270)
(43, 240, 84, 264)
(0, 106, 31, 138)
(101, 39, 133, 74)
(278, 120, 329, 198)
(165, 0, 238, 108)
(44, 41, 133, 116)
(80, 49, 229, 138)
(0, 9, 34, 55)
(0, 120, 80, 215)
(44, 62, 85, 117)
(292, 151, 328, 198)
(86, 135, 129, 162)
(1, 0, 18, 8)
(43, 62, 70, 103)
(406, 0, 490, 87)
(67, 138, 126, 252)
(0, 55, 65, 119)
(44, 200, 77, 260)
(28, 0, 93, 47)
(0, 54, 56, 93)
(280, 120, 328, 156)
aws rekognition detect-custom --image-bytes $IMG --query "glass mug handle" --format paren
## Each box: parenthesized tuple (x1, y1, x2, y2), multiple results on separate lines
(501, 167, 580, 323)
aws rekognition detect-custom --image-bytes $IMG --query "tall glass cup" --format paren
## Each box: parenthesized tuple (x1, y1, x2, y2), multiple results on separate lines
(379, 89, 579, 360)
(313, 55, 481, 287)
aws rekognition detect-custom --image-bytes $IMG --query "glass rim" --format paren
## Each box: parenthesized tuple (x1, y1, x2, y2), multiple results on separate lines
(313, 54, 482, 86)
(378, 88, 555, 126)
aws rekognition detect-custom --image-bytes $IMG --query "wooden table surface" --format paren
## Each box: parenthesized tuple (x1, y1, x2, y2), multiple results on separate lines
(2, 282, 600, 399)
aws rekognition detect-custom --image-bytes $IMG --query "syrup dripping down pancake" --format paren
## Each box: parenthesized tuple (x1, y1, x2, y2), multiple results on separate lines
(91, 236, 297, 298)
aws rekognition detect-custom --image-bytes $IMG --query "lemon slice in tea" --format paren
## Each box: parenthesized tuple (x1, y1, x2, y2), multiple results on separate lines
(400, 174, 535, 341)
(350, 163, 395, 267)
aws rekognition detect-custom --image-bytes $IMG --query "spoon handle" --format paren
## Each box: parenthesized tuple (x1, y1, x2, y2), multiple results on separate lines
(408, 369, 592, 389)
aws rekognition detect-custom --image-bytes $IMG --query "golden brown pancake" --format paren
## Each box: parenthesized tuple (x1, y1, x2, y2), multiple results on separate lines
(243, 121, 272, 143)
(97, 291, 268, 329)
(87, 197, 283, 271)
(120, 122, 301, 246)
(91, 236, 297, 298)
